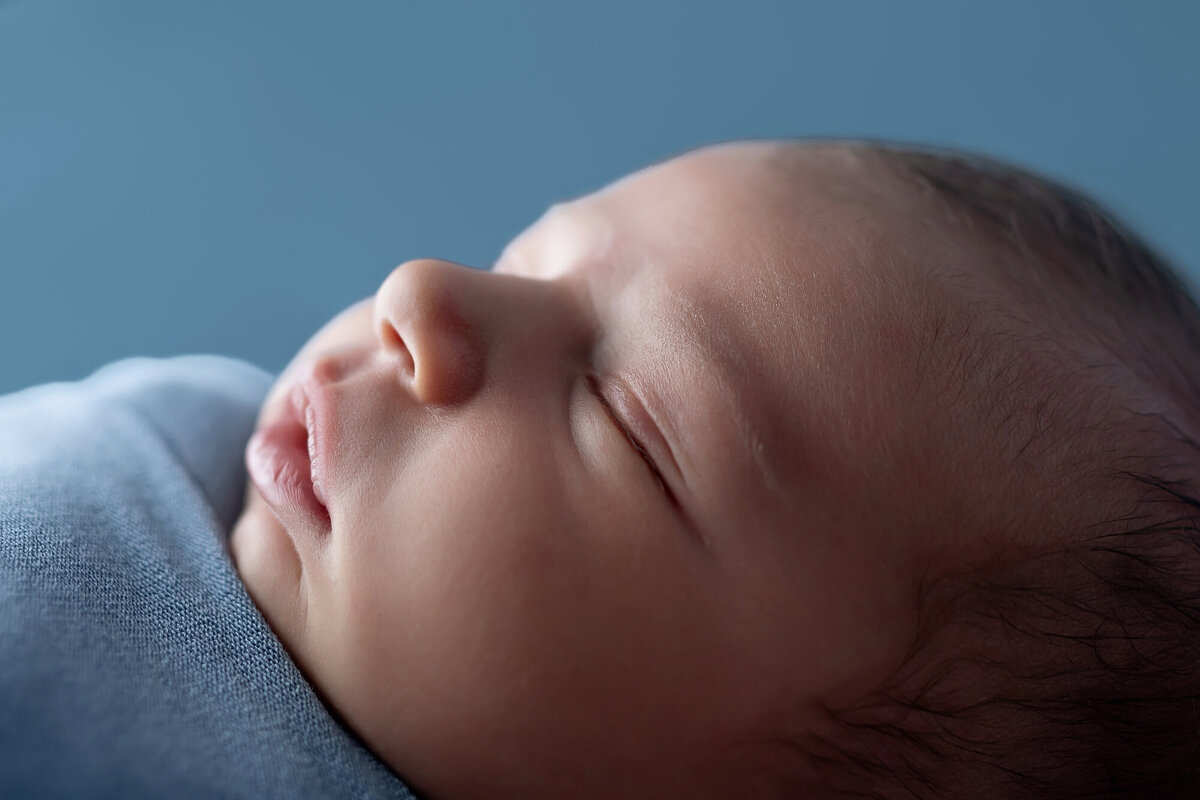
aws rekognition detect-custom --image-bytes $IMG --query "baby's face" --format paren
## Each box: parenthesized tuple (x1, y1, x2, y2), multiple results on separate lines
(231, 142, 1027, 798)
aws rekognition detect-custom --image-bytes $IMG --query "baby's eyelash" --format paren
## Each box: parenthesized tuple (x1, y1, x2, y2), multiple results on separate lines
(585, 373, 672, 498)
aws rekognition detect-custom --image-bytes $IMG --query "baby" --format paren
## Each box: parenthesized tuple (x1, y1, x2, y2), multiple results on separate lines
(229, 140, 1200, 799)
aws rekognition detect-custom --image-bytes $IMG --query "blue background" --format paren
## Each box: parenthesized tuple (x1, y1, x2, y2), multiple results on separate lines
(2, 0, 1198, 395)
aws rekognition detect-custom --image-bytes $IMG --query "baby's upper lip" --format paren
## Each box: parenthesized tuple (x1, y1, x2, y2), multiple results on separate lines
(287, 361, 338, 514)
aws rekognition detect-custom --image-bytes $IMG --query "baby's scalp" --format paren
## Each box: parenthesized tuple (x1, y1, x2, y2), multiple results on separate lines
(788, 142, 1200, 800)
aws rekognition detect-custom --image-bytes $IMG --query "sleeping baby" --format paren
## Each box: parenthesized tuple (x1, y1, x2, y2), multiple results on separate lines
(229, 140, 1200, 799)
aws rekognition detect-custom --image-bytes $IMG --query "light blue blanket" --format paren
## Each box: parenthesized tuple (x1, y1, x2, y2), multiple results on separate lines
(0, 356, 419, 799)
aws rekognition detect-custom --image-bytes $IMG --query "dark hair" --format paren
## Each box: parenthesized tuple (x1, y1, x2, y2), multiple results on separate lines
(792, 144, 1200, 799)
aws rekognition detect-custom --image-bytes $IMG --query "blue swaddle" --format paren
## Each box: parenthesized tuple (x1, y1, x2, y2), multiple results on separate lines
(0, 356, 419, 799)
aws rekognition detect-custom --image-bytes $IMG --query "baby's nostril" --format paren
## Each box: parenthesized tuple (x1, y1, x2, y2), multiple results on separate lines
(379, 321, 415, 375)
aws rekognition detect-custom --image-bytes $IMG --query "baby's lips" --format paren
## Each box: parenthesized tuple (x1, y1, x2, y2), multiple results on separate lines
(245, 416, 330, 532)
(304, 402, 330, 509)
(289, 380, 310, 431)
(290, 364, 339, 520)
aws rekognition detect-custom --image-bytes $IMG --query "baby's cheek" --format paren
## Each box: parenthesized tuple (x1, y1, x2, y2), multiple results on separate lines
(317, 518, 560, 732)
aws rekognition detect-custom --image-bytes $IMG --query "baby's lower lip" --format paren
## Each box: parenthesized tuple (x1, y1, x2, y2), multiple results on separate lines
(245, 416, 331, 529)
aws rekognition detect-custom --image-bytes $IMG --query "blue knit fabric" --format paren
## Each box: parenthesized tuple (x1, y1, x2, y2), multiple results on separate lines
(0, 356, 419, 799)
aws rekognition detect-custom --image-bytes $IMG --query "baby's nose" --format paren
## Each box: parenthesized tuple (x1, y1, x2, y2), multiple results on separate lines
(372, 259, 487, 406)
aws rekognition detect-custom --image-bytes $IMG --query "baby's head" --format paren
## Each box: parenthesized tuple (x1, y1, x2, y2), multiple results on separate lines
(230, 140, 1200, 799)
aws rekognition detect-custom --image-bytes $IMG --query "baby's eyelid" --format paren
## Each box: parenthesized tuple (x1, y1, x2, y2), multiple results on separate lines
(585, 372, 675, 502)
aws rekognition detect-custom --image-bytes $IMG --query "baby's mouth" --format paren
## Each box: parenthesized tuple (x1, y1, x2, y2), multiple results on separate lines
(300, 395, 329, 510)
(242, 376, 331, 532)
(290, 366, 341, 517)
(245, 397, 330, 530)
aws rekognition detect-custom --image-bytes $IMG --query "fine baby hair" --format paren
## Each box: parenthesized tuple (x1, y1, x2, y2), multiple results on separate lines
(797, 143, 1200, 799)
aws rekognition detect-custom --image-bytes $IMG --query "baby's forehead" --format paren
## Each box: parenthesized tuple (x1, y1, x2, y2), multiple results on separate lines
(518, 142, 1049, 524)
(606, 145, 1120, 573)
